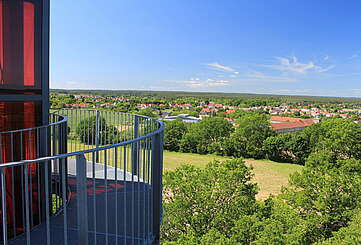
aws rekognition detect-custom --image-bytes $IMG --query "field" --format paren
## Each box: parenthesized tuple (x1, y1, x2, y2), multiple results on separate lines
(66, 138, 302, 200)
(164, 151, 303, 200)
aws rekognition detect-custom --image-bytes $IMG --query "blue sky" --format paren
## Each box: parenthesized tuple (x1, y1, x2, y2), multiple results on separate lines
(51, 0, 361, 97)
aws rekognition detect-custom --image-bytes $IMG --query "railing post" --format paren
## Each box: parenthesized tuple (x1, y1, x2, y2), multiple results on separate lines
(132, 115, 139, 175)
(151, 129, 163, 244)
(62, 120, 68, 199)
(1, 168, 8, 244)
(95, 110, 100, 162)
(76, 154, 88, 245)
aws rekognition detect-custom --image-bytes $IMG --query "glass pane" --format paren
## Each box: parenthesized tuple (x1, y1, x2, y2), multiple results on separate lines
(0, 0, 40, 94)
(0, 101, 42, 237)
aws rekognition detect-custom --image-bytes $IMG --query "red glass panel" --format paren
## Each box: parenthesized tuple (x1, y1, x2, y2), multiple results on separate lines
(23, 2, 35, 86)
(0, 0, 39, 93)
(0, 101, 42, 236)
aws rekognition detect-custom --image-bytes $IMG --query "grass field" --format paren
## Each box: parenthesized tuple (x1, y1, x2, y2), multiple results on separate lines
(164, 151, 303, 200)
(66, 138, 302, 200)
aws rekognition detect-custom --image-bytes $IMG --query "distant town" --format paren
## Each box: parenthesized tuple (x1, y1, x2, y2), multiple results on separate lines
(51, 90, 361, 134)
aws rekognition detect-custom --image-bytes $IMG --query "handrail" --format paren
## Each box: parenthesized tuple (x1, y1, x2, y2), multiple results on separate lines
(0, 110, 165, 168)
(0, 113, 68, 135)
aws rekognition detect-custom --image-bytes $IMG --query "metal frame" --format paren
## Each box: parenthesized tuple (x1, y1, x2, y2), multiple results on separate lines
(41, 0, 50, 126)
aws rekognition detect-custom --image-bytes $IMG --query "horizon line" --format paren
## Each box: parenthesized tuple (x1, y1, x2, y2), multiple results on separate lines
(50, 88, 361, 100)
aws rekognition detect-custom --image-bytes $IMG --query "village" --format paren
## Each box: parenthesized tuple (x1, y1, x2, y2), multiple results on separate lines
(51, 92, 361, 133)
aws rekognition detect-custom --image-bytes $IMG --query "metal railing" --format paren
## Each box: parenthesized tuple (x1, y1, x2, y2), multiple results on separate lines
(0, 109, 164, 245)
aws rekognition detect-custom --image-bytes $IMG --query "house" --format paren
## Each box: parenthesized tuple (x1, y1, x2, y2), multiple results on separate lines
(68, 103, 89, 108)
(225, 109, 236, 114)
(270, 116, 317, 133)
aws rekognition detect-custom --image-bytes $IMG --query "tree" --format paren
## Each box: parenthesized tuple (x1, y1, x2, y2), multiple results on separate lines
(137, 107, 158, 118)
(281, 154, 361, 238)
(248, 200, 318, 245)
(76, 116, 119, 145)
(317, 210, 361, 245)
(179, 132, 200, 153)
(161, 159, 258, 242)
(263, 133, 293, 163)
(223, 114, 275, 159)
(314, 119, 361, 160)
(263, 132, 311, 165)
(164, 119, 188, 151)
(179, 118, 233, 154)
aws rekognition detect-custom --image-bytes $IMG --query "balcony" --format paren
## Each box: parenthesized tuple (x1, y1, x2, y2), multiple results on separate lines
(0, 109, 164, 245)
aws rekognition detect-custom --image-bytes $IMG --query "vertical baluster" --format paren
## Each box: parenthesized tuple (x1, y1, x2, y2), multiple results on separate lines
(10, 134, 16, 238)
(61, 157, 68, 245)
(114, 146, 118, 245)
(24, 165, 31, 245)
(76, 154, 88, 245)
(92, 151, 97, 245)
(104, 149, 108, 245)
(36, 129, 41, 225)
(123, 145, 127, 245)
(1, 168, 8, 245)
(95, 110, 100, 163)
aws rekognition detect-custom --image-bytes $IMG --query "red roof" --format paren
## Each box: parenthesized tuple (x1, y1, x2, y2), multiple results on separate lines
(270, 116, 307, 122)
(202, 108, 214, 112)
(271, 120, 315, 131)
(69, 103, 88, 108)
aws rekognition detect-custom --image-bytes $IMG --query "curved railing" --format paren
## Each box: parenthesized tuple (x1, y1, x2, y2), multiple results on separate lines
(0, 113, 68, 162)
(0, 109, 164, 245)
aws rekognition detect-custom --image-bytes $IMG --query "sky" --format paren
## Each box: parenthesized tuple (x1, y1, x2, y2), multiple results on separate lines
(51, 0, 361, 97)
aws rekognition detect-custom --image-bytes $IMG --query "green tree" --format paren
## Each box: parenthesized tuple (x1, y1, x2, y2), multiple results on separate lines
(137, 107, 158, 118)
(314, 119, 361, 160)
(263, 132, 311, 165)
(263, 133, 293, 163)
(164, 119, 188, 151)
(180, 118, 233, 154)
(317, 209, 361, 245)
(224, 114, 275, 159)
(76, 116, 119, 145)
(281, 154, 361, 238)
(161, 159, 258, 242)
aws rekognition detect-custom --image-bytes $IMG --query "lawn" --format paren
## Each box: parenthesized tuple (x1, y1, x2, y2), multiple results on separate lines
(66, 139, 302, 200)
(163, 151, 303, 200)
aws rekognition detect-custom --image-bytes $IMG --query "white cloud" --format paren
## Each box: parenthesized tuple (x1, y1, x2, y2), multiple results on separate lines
(261, 56, 334, 74)
(207, 62, 235, 72)
(275, 56, 317, 73)
(267, 89, 313, 94)
(208, 80, 230, 86)
(324, 55, 330, 61)
(315, 65, 335, 73)
(235, 71, 298, 83)
(182, 78, 230, 88)
(349, 54, 359, 59)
